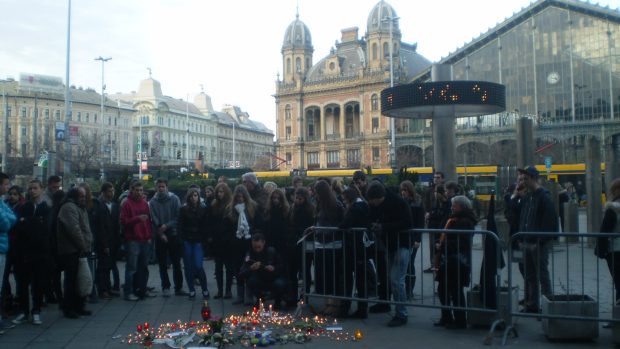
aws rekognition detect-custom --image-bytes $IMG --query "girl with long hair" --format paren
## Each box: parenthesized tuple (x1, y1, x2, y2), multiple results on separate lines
(290, 187, 315, 306)
(179, 188, 209, 299)
(227, 184, 262, 305)
(313, 180, 344, 316)
(211, 182, 233, 299)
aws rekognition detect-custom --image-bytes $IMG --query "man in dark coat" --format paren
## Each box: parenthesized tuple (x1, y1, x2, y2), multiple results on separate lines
(92, 182, 120, 300)
(367, 181, 413, 327)
(513, 166, 558, 313)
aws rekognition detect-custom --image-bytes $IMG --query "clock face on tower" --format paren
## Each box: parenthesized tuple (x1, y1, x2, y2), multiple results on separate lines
(547, 72, 560, 85)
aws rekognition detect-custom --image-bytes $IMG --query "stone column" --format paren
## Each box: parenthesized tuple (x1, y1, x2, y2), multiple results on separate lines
(606, 134, 620, 197)
(319, 109, 325, 141)
(430, 65, 457, 182)
(585, 136, 602, 235)
(340, 107, 346, 140)
(516, 118, 534, 168)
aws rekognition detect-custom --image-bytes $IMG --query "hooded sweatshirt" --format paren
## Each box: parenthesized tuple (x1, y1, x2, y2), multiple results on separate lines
(149, 191, 181, 238)
(120, 195, 152, 242)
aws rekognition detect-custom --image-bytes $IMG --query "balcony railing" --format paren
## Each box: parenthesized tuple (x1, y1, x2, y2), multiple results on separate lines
(345, 132, 360, 139)
(307, 163, 320, 170)
(326, 162, 340, 168)
(326, 133, 340, 140)
(347, 161, 361, 169)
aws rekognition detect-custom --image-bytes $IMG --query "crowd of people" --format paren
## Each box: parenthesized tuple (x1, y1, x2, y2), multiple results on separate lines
(4, 166, 598, 333)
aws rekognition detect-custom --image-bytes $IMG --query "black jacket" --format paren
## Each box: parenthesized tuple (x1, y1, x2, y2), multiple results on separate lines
(15, 199, 51, 261)
(92, 198, 121, 254)
(264, 209, 290, 254)
(369, 190, 413, 251)
(339, 199, 370, 258)
(517, 187, 558, 243)
(178, 203, 208, 243)
(239, 246, 283, 280)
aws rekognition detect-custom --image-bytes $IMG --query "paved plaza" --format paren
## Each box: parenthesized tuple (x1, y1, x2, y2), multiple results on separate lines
(1, 209, 618, 348)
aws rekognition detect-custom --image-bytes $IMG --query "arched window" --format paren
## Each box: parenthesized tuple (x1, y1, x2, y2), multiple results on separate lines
(372, 43, 378, 60)
(371, 94, 379, 111)
(383, 42, 389, 58)
(286, 58, 291, 74)
(306, 58, 310, 71)
(295, 57, 302, 73)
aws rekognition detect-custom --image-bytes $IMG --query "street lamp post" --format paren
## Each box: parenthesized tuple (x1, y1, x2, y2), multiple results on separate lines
(95, 56, 111, 180)
(186, 94, 190, 168)
(138, 114, 143, 179)
(62, 0, 72, 177)
(232, 122, 236, 168)
(1, 82, 8, 173)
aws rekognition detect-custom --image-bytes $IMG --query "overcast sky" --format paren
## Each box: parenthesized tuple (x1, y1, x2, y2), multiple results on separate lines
(1, 0, 617, 134)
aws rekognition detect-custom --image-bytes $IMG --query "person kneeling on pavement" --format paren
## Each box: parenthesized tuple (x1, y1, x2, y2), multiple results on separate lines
(238, 233, 287, 310)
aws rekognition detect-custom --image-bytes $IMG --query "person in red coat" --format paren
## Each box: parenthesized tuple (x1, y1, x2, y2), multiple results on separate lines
(120, 181, 153, 301)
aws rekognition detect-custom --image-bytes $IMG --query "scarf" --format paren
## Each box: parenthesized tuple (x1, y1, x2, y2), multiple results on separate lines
(235, 203, 251, 239)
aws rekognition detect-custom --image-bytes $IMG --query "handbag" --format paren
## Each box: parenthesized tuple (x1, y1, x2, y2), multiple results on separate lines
(76, 257, 93, 297)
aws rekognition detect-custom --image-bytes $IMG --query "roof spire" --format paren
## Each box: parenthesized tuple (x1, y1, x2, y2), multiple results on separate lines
(147, 67, 152, 78)
(296, 0, 299, 19)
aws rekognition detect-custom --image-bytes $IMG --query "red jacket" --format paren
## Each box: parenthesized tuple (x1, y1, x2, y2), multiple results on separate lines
(120, 196, 152, 242)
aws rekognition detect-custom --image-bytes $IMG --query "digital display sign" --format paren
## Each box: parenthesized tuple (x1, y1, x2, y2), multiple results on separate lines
(381, 81, 506, 118)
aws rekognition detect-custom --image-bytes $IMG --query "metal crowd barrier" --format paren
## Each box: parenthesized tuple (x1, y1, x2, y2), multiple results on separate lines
(298, 226, 506, 344)
(504, 231, 620, 345)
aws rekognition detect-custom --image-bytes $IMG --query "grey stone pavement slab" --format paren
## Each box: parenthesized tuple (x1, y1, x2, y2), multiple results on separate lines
(0, 252, 616, 349)
(1, 210, 617, 348)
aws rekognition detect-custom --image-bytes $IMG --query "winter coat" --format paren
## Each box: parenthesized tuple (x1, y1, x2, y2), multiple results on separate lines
(178, 203, 208, 243)
(92, 197, 121, 254)
(436, 208, 476, 285)
(239, 246, 284, 281)
(15, 199, 51, 261)
(595, 200, 620, 258)
(369, 190, 413, 252)
(57, 200, 93, 255)
(517, 187, 559, 243)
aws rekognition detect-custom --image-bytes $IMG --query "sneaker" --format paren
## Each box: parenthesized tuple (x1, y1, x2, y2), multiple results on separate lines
(175, 289, 189, 296)
(0, 320, 16, 330)
(12, 313, 27, 325)
(202, 290, 210, 299)
(125, 294, 139, 301)
(188, 291, 196, 299)
(213, 292, 223, 299)
(32, 314, 42, 325)
(369, 303, 391, 313)
(162, 289, 171, 298)
(423, 267, 434, 274)
(144, 291, 157, 298)
(387, 316, 407, 327)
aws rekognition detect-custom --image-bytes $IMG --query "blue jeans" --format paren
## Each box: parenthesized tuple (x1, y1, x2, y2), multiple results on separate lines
(183, 241, 207, 293)
(124, 241, 151, 297)
(389, 247, 412, 319)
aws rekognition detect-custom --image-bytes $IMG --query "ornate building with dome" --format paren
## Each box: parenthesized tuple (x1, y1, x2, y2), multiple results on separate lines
(274, 1, 431, 171)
